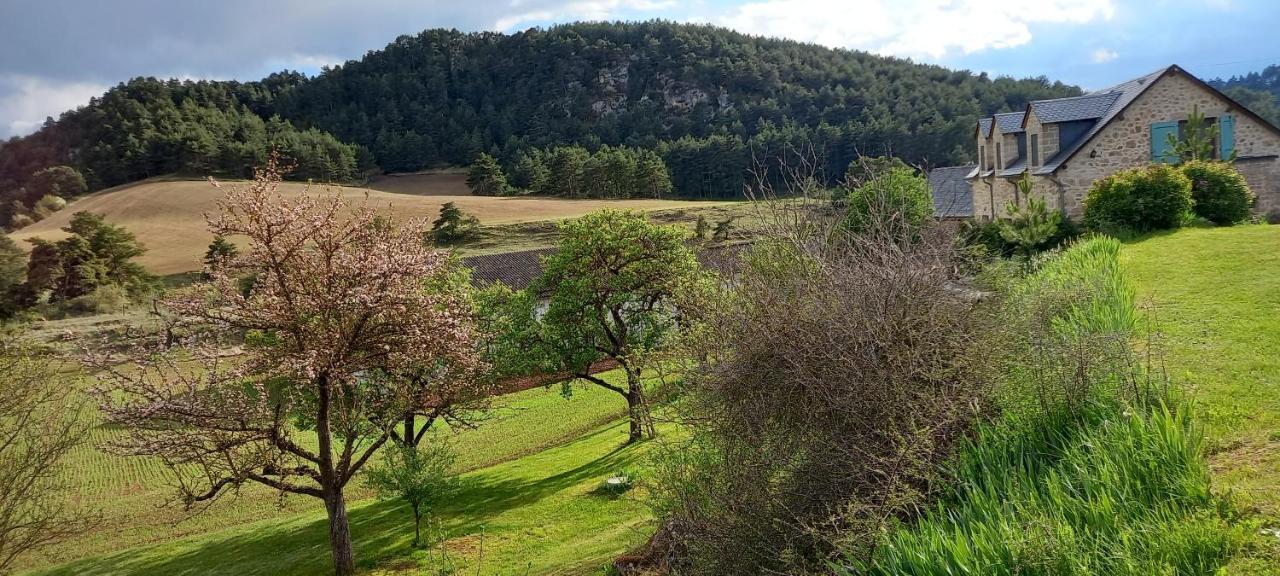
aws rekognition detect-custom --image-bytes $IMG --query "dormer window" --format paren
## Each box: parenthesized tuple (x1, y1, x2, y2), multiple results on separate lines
(996, 143, 1003, 170)
(1030, 134, 1040, 167)
(979, 145, 986, 170)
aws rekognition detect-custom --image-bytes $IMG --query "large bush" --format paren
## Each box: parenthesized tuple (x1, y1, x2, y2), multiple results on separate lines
(1181, 160, 1254, 225)
(1082, 164, 1192, 233)
(842, 167, 934, 237)
(648, 208, 987, 573)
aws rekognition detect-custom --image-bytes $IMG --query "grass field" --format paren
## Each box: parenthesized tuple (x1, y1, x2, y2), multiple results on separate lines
(19, 371, 647, 574)
(9, 173, 738, 275)
(1123, 224, 1280, 572)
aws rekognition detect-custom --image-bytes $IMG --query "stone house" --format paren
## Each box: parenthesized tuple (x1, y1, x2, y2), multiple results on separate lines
(964, 65, 1280, 219)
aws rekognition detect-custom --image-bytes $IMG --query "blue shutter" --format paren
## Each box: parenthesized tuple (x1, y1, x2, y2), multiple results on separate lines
(1219, 114, 1235, 160)
(1150, 121, 1179, 163)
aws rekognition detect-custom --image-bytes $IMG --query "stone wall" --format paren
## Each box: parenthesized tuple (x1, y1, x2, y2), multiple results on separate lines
(1237, 157, 1280, 214)
(1053, 70, 1280, 217)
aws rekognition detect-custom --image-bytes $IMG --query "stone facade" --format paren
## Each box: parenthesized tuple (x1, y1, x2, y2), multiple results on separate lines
(1053, 71, 1280, 217)
(969, 67, 1280, 220)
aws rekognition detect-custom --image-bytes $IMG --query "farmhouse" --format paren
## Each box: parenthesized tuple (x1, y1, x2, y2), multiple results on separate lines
(956, 65, 1280, 219)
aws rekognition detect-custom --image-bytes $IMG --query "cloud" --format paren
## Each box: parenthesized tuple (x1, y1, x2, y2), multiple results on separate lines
(715, 0, 1115, 59)
(0, 75, 107, 138)
(1091, 48, 1119, 63)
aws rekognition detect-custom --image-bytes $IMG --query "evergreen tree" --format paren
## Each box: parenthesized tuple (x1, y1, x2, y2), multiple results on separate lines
(466, 153, 509, 196)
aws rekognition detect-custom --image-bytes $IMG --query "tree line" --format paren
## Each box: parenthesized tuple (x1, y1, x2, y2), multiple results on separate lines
(0, 75, 366, 228)
(1, 22, 1082, 219)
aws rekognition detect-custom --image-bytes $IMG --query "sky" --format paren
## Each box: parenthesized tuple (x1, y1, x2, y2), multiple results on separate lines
(0, 0, 1277, 138)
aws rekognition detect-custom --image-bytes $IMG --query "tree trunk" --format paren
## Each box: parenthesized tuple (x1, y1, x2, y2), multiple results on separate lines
(412, 503, 422, 548)
(324, 488, 357, 576)
(625, 370, 655, 443)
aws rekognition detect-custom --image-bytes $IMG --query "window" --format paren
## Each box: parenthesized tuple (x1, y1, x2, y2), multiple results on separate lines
(1030, 134, 1040, 167)
(996, 143, 1003, 170)
(979, 145, 985, 170)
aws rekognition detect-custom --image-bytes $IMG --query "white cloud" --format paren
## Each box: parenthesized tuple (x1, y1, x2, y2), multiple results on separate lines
(496, 0, 677, 31)
(715, 0, 1115, 59)
(1091, 47, 1119, 63)
(0, 75, 106, 138)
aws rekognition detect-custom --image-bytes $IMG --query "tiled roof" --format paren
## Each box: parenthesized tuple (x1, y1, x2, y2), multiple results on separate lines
(994, 111, 1026, 134)
(1028, 92, 1120, 124)
(460, 243, 750, 291)
(462, 247, 557, 290)
(978, 117, 993, 138)
(927, 165, 975, 218)
(1035, 66, 1172, 175)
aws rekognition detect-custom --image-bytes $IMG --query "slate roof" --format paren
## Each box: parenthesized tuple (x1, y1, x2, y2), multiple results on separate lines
(994, 112, 1026, 134)
(927, 165, 975, 218)
(1027, 92, 1120, 124)
(1034, 66, 1171, 175)
(978, 117, 993, 138)
(998, 157, 1027, 178)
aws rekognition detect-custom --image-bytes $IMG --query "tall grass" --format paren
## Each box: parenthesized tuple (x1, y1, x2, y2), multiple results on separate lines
(842, 237, 1246, 575)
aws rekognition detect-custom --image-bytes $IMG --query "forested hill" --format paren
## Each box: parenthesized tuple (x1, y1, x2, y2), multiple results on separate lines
(0, 21, 1082, 220)
(1209, 64, 1280, 125)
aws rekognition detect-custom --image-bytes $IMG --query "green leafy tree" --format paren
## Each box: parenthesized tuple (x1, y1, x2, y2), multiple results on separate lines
(844, 155, 910, 187)
(364, 442, 459, 548)
(546, 146, 590, 198)
(202, 235, 239, 277)
(19, 212, 151, 307)
(30, 195, 67, 221)
(635, 150, 673, 199)
(0, 237, 27, 317)
(430, 202, 481, 245)
(511, 151, 549, 194)
(842, 167, 934, 238)
(536, 210, 708, 443)
(28, 166, 87, 201)
(466, 153, 510, 196)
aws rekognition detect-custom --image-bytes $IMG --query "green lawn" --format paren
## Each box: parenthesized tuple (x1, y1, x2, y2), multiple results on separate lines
(32, 419, 661, 576)
(21, 372, 649, 574)
(1123, 224, 1280, 571)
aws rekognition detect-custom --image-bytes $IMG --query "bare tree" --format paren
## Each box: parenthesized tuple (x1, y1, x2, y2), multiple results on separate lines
(92, 160, 486, 576)
(0, 342, 92, 573)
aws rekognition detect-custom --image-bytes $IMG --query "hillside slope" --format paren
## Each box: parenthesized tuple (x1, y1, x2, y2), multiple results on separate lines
(0, 21, 1081, 219)
(9, 175, 726, 275)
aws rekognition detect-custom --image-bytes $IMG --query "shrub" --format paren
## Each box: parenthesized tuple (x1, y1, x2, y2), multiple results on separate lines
(650, 209, 987, 573)
(7, 214, 34, 231)
(1000, 196, 1064, 256)
(64, 284, 132, 315)
(842, 167, 934, 238)
(1083, 164, 1192, 233)
(1181, 160, 1254, 225)
(31, 195, 67, 221)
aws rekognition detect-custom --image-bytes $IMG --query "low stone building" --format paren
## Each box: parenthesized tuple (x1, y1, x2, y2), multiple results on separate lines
(965, 65, 1280, 219)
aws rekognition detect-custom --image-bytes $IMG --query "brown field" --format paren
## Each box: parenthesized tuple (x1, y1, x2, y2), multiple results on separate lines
(10, 174, 735, 275)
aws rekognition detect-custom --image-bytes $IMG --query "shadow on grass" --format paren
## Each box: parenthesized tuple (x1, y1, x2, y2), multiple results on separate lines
(37, 424, 646, 576)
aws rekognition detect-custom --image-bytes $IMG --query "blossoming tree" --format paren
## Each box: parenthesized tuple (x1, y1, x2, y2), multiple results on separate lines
(93, 160, 486, 575)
